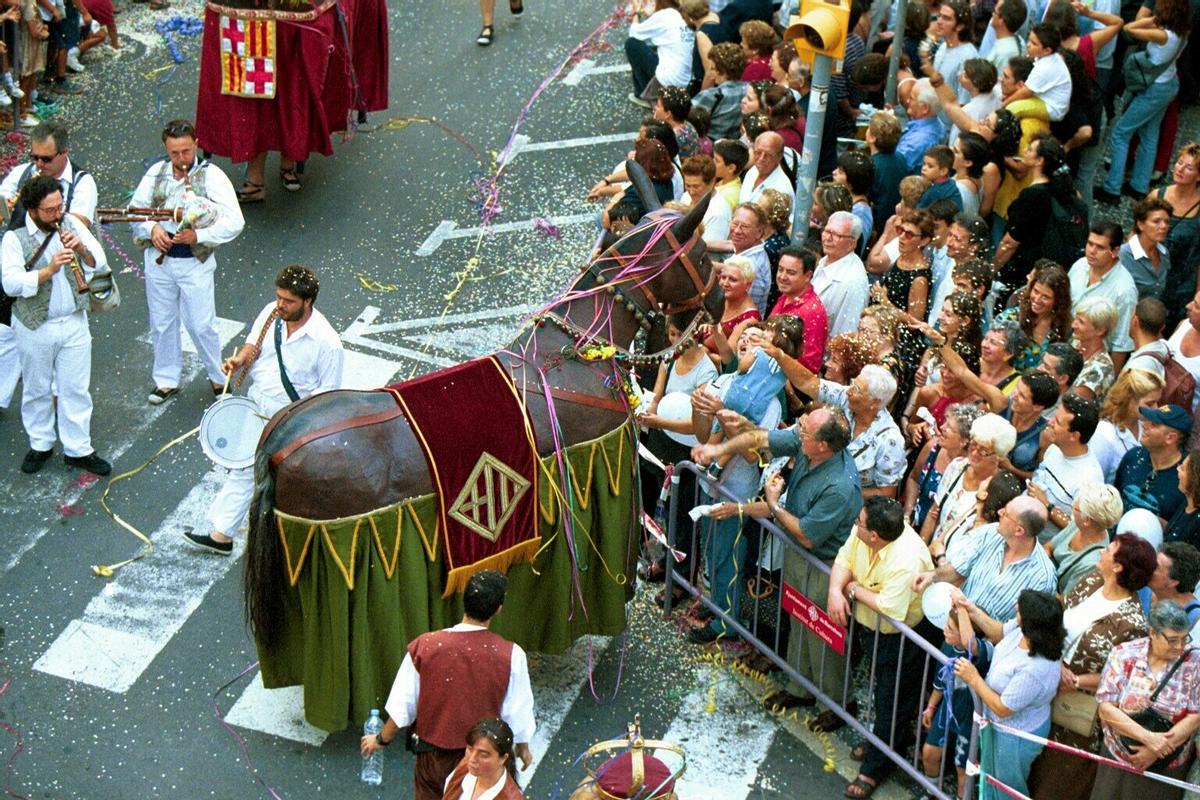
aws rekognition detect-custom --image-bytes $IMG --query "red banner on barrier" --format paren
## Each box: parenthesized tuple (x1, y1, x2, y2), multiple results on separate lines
(781, 581, 846, 655)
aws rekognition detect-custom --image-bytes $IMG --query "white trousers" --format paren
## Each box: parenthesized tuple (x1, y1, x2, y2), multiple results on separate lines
(0, 322, 20, 408)
(145, 252, 224, 389)
(13, 312, 93, 456)
(209, 386, 290, 537)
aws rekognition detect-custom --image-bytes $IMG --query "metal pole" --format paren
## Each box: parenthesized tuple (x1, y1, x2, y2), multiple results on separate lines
(885, 0, 908, 108)
(790, 52, 834, 243)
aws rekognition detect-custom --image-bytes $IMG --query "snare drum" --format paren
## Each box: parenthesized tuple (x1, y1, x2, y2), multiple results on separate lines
(199, 395, 267, 469)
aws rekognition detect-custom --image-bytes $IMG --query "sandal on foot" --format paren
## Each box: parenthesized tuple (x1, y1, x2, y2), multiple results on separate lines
(844, 777, 878, 799)
(279, 168, 301, 192)
(236, 181, 265, 204)
(509, 0, 524, 15)
(476, 25, 494, 46)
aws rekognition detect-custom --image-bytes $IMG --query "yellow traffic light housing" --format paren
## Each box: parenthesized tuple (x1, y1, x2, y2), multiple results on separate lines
(785, 0, 851, 60)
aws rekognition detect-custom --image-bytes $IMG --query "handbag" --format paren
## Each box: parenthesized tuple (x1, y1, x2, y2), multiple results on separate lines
(1051, 688, 1099, 737)
(87, 269, 120, 313)
(738, 569, 782, 640)
(1122, 45, 1173, 95)
(1118, 648, 1193, 773)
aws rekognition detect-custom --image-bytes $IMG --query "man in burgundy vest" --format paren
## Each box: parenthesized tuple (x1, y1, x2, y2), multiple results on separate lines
(360, 570, 535, 800)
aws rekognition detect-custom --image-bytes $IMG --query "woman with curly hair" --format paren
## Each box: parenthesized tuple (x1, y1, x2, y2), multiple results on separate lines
(908, 290, 985, 392)
(738, 19, 775, 81)
(860, 304, 906, 392)
(998, 261, 1073, 370)
(824, 331, 880, 385)
(756, 187, 792, 273)
(1090, 369, 1164, 483)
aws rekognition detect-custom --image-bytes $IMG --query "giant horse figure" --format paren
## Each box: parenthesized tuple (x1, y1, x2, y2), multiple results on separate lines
(243, 164, 718, 731)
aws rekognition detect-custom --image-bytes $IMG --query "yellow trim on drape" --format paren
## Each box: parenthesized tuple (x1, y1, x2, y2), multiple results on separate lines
(272, 425, 635, 591)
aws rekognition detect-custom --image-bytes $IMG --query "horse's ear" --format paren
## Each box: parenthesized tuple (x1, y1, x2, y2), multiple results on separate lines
(624, 159, 662, 213)
(672, 190, 711, 242)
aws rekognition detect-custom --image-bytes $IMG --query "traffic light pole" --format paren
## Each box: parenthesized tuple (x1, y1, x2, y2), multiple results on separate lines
(885, 0, 908, 107)
(790, 52, 834, 243)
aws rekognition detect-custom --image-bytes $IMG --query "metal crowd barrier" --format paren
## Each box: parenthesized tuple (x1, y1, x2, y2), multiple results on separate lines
(662, 461, 981, 800)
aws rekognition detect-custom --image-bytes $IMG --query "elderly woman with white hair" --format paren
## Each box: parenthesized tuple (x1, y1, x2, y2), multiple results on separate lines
(924, 414, 1018, 565)
(765, 350, 906, 497)
(1043, 483, 1126, 594)
(1071, 297, 1119, 403)
(701, 257, 762, 360)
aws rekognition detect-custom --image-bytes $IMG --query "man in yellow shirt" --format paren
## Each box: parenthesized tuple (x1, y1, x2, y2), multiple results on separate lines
(829, 496, 935, 799)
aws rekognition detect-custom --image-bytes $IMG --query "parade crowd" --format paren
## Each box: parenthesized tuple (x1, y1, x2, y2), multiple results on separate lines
(619, 0, 1200, 798)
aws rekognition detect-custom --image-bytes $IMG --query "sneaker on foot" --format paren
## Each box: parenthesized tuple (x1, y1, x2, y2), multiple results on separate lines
(20, 448, 52, 474)
(17, 113, 37, 128)
(627, 92, 652, 109)
(181, 529, 233, 554)
(5, 79, 24, 100)
(148, 386, 179, 405)
(66, 49, 84, 72)
(64, 451, 111, 475)
(0, 91, 11, 107)
(50, 79, 83, 95)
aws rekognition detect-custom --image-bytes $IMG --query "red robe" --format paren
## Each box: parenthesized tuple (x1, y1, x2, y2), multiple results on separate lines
(194, 0, 389, 163)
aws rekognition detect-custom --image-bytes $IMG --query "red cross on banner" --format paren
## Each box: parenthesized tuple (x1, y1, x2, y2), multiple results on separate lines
(219, 15, 277, 99)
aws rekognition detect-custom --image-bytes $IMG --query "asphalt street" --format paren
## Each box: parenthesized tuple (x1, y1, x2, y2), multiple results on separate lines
(0, 1, 904, 798)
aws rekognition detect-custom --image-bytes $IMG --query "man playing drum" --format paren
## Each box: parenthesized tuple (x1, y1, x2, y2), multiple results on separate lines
(183, 265, 343, 555)
(130, 119, 244, 406)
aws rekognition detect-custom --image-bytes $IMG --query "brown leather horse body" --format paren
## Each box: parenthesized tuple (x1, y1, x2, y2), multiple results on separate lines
(244, 162, 719, 643)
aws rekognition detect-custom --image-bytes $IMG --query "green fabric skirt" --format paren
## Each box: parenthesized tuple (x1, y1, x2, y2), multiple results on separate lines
(258, 424, 639, 732)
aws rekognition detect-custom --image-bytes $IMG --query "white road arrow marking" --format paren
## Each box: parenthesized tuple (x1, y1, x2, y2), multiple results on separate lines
(561, 58, 632, 86)
(414, 212, 594, 256)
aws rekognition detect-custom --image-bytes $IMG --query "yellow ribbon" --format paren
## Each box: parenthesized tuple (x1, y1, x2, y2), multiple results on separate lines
(92, 426, 201, 577)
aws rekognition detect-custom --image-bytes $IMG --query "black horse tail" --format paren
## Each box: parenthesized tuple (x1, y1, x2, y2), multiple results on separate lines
(244, 443, 286, 650)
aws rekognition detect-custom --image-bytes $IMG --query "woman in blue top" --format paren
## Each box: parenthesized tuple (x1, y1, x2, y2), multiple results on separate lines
(955, 589, 1065, 800)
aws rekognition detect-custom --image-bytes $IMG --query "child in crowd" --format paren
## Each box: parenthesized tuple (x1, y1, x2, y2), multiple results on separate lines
(918, 146, 963, 210)
(921, 591, 991, 795)
(712, 138, 748, 213)
(17, 0, 47, 128)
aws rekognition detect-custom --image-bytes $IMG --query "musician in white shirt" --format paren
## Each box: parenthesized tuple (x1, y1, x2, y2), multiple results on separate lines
(183, 266, 343, 555)
(130, 119, 244, 406)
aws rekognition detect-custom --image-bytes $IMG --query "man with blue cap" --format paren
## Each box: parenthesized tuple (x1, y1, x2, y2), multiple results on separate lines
(1114, 404, 1192, 523)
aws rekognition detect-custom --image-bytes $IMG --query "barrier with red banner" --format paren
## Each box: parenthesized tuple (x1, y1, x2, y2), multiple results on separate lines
(781, 581, 846, 655)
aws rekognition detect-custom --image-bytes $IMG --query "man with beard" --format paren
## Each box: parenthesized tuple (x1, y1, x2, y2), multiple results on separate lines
(182, 265, 343, 554)
(131, 119, 244, 406)
(1, 175, 110, 475)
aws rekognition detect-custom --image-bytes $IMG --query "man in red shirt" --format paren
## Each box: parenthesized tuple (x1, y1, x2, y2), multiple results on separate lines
(769, 245, 828, 372)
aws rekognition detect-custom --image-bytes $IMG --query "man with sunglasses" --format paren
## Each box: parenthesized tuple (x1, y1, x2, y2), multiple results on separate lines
(129, 118, 244, 406)
(0, 121, 96, 414)
(0, 121, 96, 231)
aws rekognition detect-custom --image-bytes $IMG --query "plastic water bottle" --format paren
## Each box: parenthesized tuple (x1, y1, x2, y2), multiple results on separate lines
(361, 709, 384, 785)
